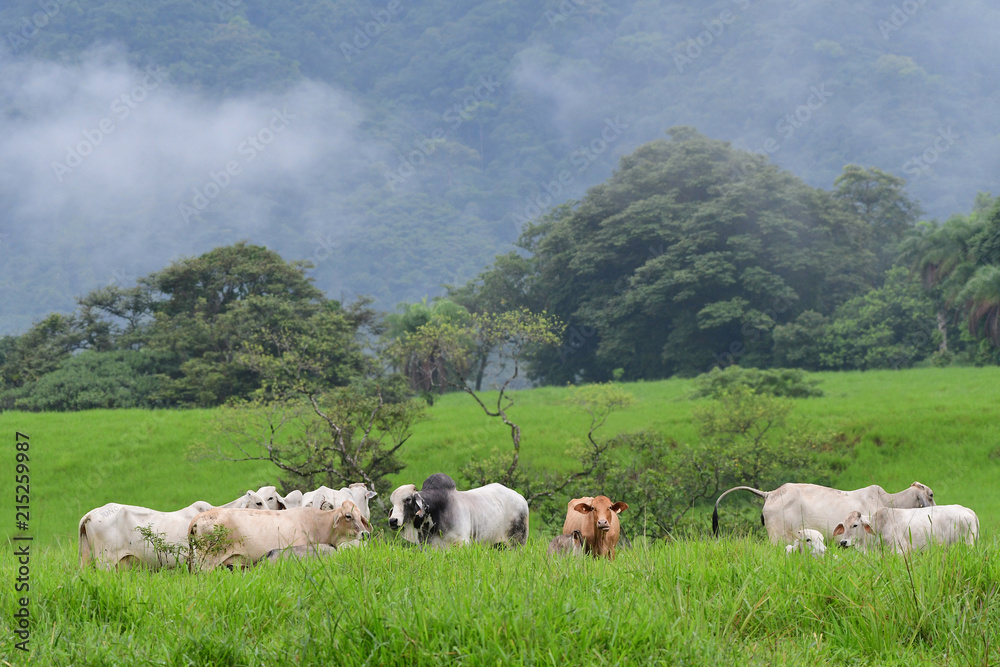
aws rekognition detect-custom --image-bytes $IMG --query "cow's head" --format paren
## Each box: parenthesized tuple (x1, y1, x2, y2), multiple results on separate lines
(388, 484, 427, 529)
(329, 500, 370, 545)
(191, 501, 214, 514)
(911, 482, 935, 507)
(832, 510, 874, 549)
(349, 482, 378, 500)
(573, 496, 628, 532)
(244, 490, 267, 510)
(787, 528, 826, 558)
(256, 486, 286, 510)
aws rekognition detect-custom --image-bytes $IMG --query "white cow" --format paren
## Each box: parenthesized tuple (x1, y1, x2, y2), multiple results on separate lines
(302, 483, 377, 521)
(280, 490, 304, 509)
(218, 490, 269, 510)
(188, 502, 368, 571)
(388, 473, 528, 548)
(79, 500, 214, 569)
(713, 481, 935, 544)
(254, 486, 287, 510)
(833, 505, 979, 554)
(784, 529, 826, 558)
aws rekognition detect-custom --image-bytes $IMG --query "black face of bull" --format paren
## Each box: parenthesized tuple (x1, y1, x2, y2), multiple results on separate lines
(388, 492, 426, 529)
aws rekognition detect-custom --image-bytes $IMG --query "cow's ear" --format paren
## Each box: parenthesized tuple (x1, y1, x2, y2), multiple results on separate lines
(611, 502, 629, 514)
(863, 521, 875, 535)
(366, 489, 378, 499)
(573, 503, 594, 514)
(276, 496, 287, 510)
(414, 494, 426, 517)
(832, 524, 845, 537)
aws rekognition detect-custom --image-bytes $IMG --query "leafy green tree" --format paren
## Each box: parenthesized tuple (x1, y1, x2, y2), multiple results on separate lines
(141, 242, 336, 406)
(474, 129, 875, 383)
(834, 165, 923, 274)
(816, 267, 937, 370)
(958, 265, 1000, 348)
(897, 215, 980, 353)
(389, 308, 566, 494)
(384, 299, 471, 395)
(1, 350, 165, 411)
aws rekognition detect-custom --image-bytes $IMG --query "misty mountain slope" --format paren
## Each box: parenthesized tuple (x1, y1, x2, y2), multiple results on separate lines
(2, 0, 998, 334)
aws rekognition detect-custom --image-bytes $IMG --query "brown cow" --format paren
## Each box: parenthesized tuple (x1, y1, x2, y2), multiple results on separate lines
(562, 496, 628, 560)
(188, 502, 367, 571)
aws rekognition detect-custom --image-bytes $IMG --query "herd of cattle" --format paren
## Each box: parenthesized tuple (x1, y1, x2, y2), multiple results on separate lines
(77, 474, 980, 571)
(713, 480, 980, 557)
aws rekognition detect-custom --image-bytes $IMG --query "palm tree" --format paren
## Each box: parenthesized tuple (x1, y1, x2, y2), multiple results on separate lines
(897, 216, 981, 352)
(958, 265, 1000, 346)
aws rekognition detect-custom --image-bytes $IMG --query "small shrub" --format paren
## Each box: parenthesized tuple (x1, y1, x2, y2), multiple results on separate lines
(690, 365, 823, 399)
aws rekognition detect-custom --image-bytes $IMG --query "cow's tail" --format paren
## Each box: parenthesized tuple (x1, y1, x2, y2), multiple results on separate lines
(78, 513, 93, 568)
(712, 486, 770, 537)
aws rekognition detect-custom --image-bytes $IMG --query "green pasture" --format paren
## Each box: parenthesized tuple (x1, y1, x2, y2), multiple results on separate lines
(2, 366, 999, 549)
(2, 537, 998, 665)
(2, 367, 1000, 665)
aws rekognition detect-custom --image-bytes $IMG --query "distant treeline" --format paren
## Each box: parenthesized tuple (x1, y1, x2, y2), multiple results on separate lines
(2, 131, 999, 410)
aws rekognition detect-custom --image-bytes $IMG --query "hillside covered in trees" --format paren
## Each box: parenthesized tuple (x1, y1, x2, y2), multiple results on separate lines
(4, 130, 1000, 410)
(2, 0, 999, 334)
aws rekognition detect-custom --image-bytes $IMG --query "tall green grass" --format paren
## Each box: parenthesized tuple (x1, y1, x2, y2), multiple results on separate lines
(2, 537, 998, 665)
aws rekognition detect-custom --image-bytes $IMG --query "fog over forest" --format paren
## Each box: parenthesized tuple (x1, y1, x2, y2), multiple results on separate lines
(2, 0, 998, 334)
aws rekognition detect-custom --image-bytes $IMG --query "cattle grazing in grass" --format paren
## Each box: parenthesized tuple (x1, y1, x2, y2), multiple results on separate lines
(302, 483, 378, 521)
(784, 529, 826, 558)
(387, 473, 529, 548)
(547, 530, 585, 556)
(712, 481, 935, 544)
(79, 501, 214, 570)
(188, 502, 368, 571)
(562, 496, 628, 560)
(833, 505, 979, 554)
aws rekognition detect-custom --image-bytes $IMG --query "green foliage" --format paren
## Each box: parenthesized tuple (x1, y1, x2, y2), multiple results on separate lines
(601, 386, 847, 537)
(0, 350, 165, 411)
(473, 129, 875, 384)
(834, 165, 922, 274)
(691, 366, 824, 400)
(2, 242, 373, 409)
(204, 379, 426, 497)
(815, 267, 937, 370)
(187, 524, 242, 571)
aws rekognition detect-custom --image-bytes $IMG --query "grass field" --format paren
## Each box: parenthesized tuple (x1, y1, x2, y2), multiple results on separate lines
(2, 538, 997, 664)
(2, 367, 999, 664)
